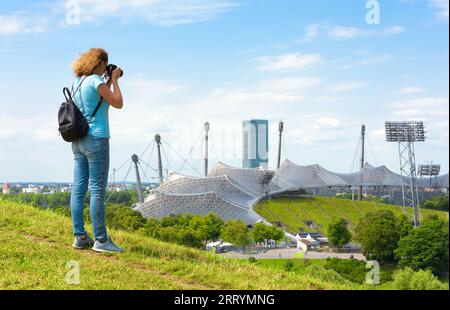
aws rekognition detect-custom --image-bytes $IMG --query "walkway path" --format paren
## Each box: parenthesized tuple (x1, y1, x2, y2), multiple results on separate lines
(219, 248, 366, 261)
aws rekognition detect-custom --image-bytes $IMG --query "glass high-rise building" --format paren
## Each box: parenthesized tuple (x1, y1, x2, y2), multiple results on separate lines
(242, 119, 268, 169)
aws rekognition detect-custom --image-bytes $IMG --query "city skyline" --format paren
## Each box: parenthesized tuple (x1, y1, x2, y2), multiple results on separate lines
(0, 0, 448, 182)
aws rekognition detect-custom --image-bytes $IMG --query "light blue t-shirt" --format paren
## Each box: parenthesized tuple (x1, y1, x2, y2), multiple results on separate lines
(72, 74, 110, 139)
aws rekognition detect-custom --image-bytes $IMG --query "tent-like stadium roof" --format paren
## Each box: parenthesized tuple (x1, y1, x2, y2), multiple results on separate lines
(134, 159, 449, 224)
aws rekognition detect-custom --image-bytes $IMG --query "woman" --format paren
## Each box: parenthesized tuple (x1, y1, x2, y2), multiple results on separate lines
(69, 48, 124, 253)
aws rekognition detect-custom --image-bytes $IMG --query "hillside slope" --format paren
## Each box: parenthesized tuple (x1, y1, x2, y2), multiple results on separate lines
(255, 196, 448, 235)
(0, 200, 352, 290)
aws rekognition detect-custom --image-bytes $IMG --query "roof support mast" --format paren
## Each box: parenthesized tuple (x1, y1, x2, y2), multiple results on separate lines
(358, 125, 366, 201)
(277, 121, 284, 169)
(204, 122, 210, 177)
(155, 134, 164, 185)
(131, 154, 144, 204)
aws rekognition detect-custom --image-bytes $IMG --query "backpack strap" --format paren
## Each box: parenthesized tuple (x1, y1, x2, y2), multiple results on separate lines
(71, 76, 88, 111)
(89, 97, 103, 119)
(70, 75, 104, 120)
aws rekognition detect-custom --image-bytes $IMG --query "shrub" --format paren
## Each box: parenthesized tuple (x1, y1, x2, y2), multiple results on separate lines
(327, 217, 352, 247)
(304, 264, 348, 285)
(395, 215, 449, 275)
(324, 258, 367, 283)
(355, 210, 401, 262)
(284, 260, 295, 272)
(221, 220, 252, 249)
(393, 268, 445, 290)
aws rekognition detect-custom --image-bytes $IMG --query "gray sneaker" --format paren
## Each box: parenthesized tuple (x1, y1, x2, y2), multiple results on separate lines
(72, 234, 94, 249)
(92, 237, 124, 253)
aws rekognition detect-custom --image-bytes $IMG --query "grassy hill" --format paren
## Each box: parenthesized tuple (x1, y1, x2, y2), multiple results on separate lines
(0, 199, 355, 290)
(255, 196, 449, 235)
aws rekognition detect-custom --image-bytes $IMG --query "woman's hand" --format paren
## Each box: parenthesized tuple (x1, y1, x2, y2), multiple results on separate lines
(111, 67, 123, 81)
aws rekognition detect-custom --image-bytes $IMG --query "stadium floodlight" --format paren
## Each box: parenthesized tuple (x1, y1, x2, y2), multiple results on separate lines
(385, 121, 425, 142)
(418, 163, 440, 177)
(259, 170, 275, 197)
(419, 162, 441, 188)
(385, 121, 426, 227)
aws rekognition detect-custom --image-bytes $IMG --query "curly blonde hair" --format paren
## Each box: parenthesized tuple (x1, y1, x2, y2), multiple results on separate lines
(71, 48, 108, 77)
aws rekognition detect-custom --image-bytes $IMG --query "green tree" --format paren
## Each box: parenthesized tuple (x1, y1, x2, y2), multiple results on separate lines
(397, 214, 413, 238)
(252, 223, 284, 246)
(221, 220, 252, 249)
(104, 204, 146, 231)
(395, 215, 449, 275)
(393, 268, 445, 290)
(420, 194, 449, 211)
(188, 213, 224, 243)
(252, 222, 270, 244)
(355, 210, 400, 262)
(327, 217, 352, 247)
(46, 192, 71, 208)
(269, 225, 285, 244)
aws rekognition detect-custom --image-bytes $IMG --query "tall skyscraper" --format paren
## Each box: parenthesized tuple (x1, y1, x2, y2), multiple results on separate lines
(242, 119, 268, 169)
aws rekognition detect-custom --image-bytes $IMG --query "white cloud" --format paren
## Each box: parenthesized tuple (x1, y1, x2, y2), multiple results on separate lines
(385, 25, 405, 34)
(73, 0, 239, 26)
(329, 81, 365, 92)
(260, 77, 322, 92)
(0, 14, 48, 35)
(298, 23, 321, 42)
(255, 53, 322, 71)
(429, 0, 449, 20)
(328, 25, 405, 39)
(122, 78, 188, 102)
(390, 97, 448, 109)
(0, 114, 58, 142)
(399, 87, 424, 94)
(328, 26, 363, 39)
(315, 116, 341, 128)
(341, 54, 391, 69)
(298, 23, 405, 42)
(389, 97, 449, 120)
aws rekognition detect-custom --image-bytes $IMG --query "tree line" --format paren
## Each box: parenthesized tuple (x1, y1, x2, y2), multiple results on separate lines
(326, 210, 449, 286)
(0, 192, 285, 250)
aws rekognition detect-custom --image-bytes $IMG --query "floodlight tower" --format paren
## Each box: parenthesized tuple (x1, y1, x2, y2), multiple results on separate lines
(259, 170, 275, 197)
(419, 162, 441, 187)
(358, 125, 366, 201)
(277, 121, 284, 169)
(112, 168, 116, 188)
(155, 134, 164, 185)
(385, 121, 425, 227)
(131, 154, 144, 204)
(204, 122, 210, 177)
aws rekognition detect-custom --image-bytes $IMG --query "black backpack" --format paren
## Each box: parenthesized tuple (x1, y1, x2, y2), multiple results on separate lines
(58, 76, 103, 142)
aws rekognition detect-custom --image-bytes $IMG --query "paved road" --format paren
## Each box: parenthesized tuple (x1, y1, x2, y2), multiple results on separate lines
(219, 248, 366, 260)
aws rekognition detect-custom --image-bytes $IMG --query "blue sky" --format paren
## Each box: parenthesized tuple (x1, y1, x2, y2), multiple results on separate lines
(0, 0, 448, 182)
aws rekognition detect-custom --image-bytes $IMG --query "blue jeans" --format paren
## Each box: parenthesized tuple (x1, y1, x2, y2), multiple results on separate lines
(70, 134, 109, 241)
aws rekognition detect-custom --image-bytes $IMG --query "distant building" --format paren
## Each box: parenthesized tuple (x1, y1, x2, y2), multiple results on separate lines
(60, 186, 71, 193)
(22, 185, 42, 194)
(206, 241, 234, 253)
(242, 119, 268, 169)
(295, 233, 328, 252)
(2, 182, 10, 194)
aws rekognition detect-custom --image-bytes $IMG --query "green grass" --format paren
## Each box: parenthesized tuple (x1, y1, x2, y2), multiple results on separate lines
(256, 258, 324, 276)
(255, 196, 448, 235)
(0, 199, 354, 290)
(252, 258, 395, 289)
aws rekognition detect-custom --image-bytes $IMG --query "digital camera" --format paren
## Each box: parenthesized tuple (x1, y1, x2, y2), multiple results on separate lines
(106, 64, 124, 78)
